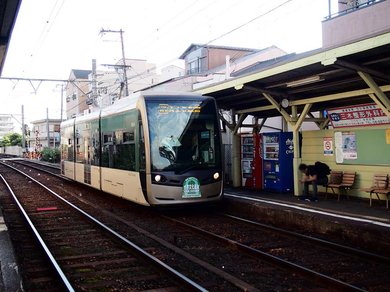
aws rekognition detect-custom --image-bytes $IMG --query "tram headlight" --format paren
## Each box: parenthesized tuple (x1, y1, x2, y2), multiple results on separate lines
(213, 172, 220, 180)
(155, 175, 161, 182)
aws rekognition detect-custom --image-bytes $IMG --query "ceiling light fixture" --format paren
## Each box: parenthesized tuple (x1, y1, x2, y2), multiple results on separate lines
(286, 75, 323, 87)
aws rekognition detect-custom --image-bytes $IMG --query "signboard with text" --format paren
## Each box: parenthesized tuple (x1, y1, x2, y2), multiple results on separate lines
(327, 103, 390, 128)
(323, 137, 333, 156)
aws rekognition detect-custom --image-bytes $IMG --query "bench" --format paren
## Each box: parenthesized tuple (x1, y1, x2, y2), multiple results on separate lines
(360, 174, 389, 208)
(326, 171, 356, 201)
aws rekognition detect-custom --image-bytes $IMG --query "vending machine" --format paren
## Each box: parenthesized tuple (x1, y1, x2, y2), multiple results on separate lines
(241, 134, 254, 187)
(241, 133, 263, 189)
(263, 132, 294, 192)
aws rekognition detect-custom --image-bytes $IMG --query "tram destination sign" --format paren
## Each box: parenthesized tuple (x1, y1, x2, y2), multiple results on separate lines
(327, 103, 390, 128)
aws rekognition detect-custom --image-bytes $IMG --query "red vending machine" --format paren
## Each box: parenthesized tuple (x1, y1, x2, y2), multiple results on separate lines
(252, 131, 263, 190)
(241, 132, 263, 189)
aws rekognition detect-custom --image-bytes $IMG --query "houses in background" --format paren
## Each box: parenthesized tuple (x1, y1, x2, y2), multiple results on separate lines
(65, 43, 288, 119)
(28, 118, 61, 151)
(0, 114, 16, 140)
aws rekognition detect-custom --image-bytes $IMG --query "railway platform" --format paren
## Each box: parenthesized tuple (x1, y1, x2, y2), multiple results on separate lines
(223, 187, 390, 256)
(0, 198, 22, 291)
(224, 187, 390, 225)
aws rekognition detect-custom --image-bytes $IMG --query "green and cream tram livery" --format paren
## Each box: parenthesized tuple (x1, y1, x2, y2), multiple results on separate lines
(61, 92, 223, 206)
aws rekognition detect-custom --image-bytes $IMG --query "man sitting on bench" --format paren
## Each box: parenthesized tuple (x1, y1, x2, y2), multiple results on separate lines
(298, 162, 329, 202)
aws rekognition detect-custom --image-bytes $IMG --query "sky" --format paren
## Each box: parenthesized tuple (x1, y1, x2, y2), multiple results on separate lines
(0, 0, 338, 129)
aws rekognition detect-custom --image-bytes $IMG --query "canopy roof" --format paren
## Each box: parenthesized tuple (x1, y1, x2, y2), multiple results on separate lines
(195, 33, 390, 120)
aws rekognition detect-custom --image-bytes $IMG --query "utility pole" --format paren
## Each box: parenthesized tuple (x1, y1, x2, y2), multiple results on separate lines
(99, 28, 129, 97)
(60, 84, 64, 121)
(21, 105, 25, 154)
(92, 59, 98, 106)
(46, 108, 50, 149)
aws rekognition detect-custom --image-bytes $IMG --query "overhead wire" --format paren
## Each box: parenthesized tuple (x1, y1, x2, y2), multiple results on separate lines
(136, 0, 224, 54)
(21, 0, 67, 77)
(126, 0, 295, 87)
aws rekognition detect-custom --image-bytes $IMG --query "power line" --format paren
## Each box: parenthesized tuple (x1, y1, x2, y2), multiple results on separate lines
(206, 0, 293, 45)
(0, 77, 89, 83)
(99, 28, 129, 97)
(126, 0, 294, 87)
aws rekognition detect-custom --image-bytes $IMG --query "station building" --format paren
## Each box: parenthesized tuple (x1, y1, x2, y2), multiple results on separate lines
(195, 0, 390, 202)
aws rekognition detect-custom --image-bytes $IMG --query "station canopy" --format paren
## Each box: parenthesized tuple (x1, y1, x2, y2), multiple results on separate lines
(0, 0, 21, 75)
(195, 33, 390, 121)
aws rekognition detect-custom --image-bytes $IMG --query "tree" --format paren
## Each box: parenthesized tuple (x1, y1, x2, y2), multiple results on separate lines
(0, 132, 22, 147)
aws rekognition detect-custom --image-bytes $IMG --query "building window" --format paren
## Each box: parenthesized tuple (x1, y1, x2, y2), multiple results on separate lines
(187, 56, 206, 74)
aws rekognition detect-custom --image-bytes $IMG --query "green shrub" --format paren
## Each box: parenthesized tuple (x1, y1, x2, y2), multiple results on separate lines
(40, 147, 61, 163)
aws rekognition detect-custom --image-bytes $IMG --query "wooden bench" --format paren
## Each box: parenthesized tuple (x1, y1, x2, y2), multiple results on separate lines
(325, 170, 342, 200)
(326, 171, 356, 201)
(360, 174, 389, 208)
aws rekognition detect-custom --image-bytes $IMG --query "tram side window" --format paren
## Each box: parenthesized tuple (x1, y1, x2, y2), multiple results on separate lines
(91, 129, 100, 166)
(75, 129, 84, 163)
(61, 126, 74, 162)
(109, 130, 135, 171)
(101, 111, 137, 171)
(67, 137, 74, 162)
(101, 132, 114, 168)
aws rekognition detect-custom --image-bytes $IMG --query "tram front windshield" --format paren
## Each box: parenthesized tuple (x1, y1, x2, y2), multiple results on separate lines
(146, 98, 221, 173)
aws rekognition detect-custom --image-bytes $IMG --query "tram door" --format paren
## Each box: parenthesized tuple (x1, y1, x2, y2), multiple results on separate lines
(138, 120, 147, 194)
(83, 124, 92, 185)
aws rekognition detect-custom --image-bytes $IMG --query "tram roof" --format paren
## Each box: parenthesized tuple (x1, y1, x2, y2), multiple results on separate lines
(194, 32, 390, 119)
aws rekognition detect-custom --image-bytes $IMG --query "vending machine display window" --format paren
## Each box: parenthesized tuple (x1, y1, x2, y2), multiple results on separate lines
(241, 133, 263, 189)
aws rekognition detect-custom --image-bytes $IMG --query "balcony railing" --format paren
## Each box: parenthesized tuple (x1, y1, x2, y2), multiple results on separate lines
(325, 0, 383, 20)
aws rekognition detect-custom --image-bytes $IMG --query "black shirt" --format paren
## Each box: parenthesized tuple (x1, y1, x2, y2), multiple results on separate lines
(306, 165, 318, 177)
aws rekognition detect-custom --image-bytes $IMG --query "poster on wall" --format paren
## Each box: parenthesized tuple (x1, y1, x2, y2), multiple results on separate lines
(334, 132, 343, 163)
(327, 103, 390, 128)
(323, 137, 333, 156)
(334, 131, 357, 162)
(386, 129, 390, 145)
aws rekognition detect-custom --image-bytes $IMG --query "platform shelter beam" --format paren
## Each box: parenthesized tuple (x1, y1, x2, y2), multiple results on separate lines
(358, 71, 390, 118)
(262, 93, 291, 122)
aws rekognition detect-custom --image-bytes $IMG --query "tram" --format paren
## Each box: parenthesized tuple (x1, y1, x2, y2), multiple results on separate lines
(60, 92, 223, 206)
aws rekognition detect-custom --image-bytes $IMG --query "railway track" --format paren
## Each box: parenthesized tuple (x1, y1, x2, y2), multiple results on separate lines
(2, 160, 317, 291)
(163, 212, 390, 291)
(3, 160, 389, 290)
(9, 159, 61, 175)
(0, 162, 205, 291)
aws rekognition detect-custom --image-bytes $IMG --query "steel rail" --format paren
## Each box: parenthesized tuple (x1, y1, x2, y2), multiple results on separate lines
(11, 160, 71, 182)
(21, 159, 61, 170)
(162, 215, 367, 292)
(10, 160, 260, 291)
(60, 190, 260, 292)
(0, 162, 206, 292)
(221, 213, 390, 264)
(0, 174, 75, 292)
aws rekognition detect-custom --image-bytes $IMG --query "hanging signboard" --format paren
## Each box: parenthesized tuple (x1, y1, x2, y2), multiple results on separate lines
(327, 103, 390, 128)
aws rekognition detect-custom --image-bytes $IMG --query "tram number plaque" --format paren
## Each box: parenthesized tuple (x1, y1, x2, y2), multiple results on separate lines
(182, 177, 201, 198)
